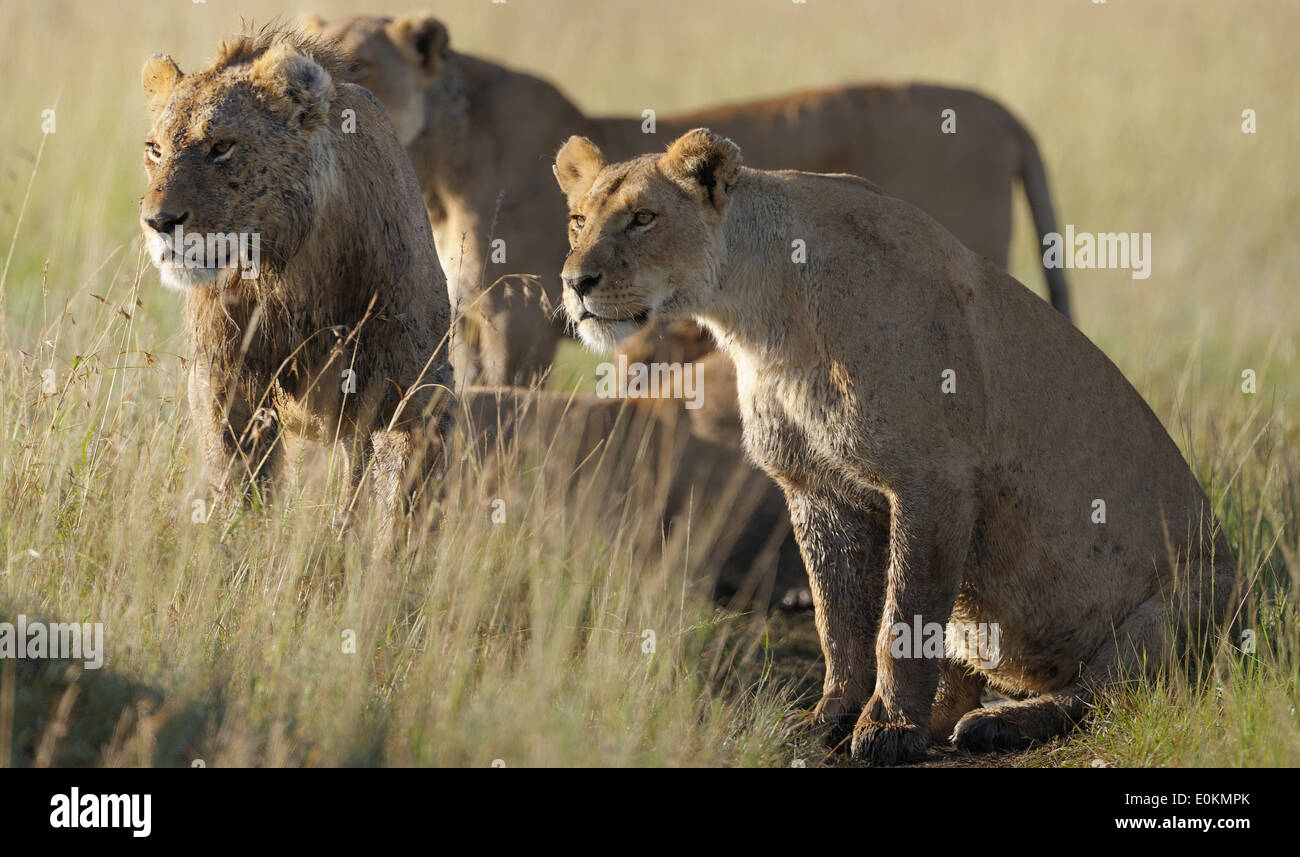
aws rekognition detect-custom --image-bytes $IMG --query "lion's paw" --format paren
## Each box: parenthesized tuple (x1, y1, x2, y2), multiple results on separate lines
(951, 708, 1030, 753)
(850, 719, 929, 766)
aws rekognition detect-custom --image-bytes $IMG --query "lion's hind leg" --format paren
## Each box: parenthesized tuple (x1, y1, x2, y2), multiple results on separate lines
(952, 544, 1239, 753)
(952, 596, 1171, 752)
(951, 688, 1090, 752)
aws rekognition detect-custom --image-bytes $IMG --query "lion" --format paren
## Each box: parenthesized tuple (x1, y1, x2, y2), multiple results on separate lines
(454, 385, 798, 605)
(553, 128, 1239, 764)
(302, 13, 1070, 385)
(615, 319, 716, 370)
(611, 337, 811, 608)
(139, 26, 454, 540)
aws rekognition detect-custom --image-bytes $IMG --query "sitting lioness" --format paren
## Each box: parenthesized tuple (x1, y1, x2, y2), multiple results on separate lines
(303, 13, 1070, 385)
(139, 27, 454, 537)
(553, 128, 1238, 763)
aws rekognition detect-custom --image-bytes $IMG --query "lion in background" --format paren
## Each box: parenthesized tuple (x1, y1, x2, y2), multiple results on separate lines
(613, 334, 811, 609)
(303, 12, 1071, 385)
(139, 26, 453, 539)
(554, 128, 1237, 764)
(454, 386, 799, 607)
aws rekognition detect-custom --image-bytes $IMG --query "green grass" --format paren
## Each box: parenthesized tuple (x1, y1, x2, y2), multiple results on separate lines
(1, 0, 1297, 766)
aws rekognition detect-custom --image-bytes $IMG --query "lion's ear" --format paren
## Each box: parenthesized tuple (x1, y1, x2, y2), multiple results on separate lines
(553, 136, 606, 207)
(252, 42, 335, 129)
(661, 128, 743, 211)
(385, 14, 449, 79)
(142, 54, 182, 117)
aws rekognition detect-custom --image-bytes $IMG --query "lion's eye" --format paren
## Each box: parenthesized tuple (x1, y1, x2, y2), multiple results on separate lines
(570, 214, 586, 230)
(145, 142, 162, 164)
(632, 210, 655, 227)
(210, 141, 236, 162)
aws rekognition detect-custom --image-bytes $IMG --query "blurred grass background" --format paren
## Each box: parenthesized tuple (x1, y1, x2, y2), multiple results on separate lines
(0, 0, 1297, 766)
(3, 0, 1298, 357)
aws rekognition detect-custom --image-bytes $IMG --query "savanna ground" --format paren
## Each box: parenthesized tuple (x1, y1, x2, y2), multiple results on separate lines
(0, 0, 1296, 767)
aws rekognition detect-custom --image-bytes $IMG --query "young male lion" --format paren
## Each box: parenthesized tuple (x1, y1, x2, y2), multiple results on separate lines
(139, 27, 454, 538)
(553, 128, 1238, 764)
(301, 13, 1070, 385)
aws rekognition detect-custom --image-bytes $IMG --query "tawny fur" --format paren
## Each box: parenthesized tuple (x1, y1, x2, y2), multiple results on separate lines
(553, 128, 1238, 765)
(139, 26, 454, 542)
(303, 13, 1070, 385)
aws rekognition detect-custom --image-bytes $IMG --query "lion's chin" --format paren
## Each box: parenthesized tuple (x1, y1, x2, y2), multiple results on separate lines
(155, 263, 222, 293)
(577, 316, 647, 353)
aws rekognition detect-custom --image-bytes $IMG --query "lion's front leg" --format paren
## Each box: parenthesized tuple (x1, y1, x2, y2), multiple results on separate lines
(341, 391, 451, 548)
(363, 427, 414, 549)
(852, 476, 974, 765)
(785, 487, 889, 749)
(333, 434, 370, 533)
(188, 361, 281, 513)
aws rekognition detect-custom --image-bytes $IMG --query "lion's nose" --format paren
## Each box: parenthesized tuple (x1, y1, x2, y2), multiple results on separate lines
(562, 272, 601, 297)
(144, 210, 189, 234)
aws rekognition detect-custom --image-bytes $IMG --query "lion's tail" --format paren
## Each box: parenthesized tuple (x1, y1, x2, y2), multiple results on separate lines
(1013, 119, 1072, 322)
